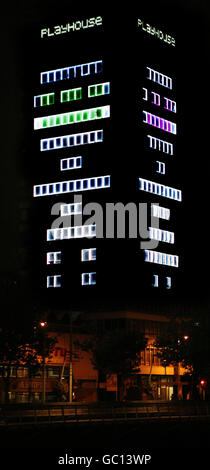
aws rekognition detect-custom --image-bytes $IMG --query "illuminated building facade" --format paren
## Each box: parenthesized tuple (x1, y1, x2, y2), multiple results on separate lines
(26, 3, 191, 312)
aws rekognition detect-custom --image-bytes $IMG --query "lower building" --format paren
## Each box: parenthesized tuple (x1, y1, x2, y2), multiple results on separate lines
(0, 310, 193, 404)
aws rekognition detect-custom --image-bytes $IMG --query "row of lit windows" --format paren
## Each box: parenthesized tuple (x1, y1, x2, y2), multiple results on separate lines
(143, 88, 176, 113)
(149, 227, 174, 244)
(46, 248, 96, 264)
(34, 93, 55, 108)
(60, 87, 82, 103)
(153, 274, 171, 289)
(34, 82, 110, 108)
(41, 129, 103, 151)
(144, 249, 179, 267)
(139, 178, 182, 202)
(47, 224, 96, 241)
(60, 202, 82, 217)
(151, 204, 170, 220)
(33, 175, 110, 197)
(88, 82, 110, 97)
(47, 251, 61, 264)
(41, 60, 103, 84)
(147, 135, 174, 155)
(143, 111, 177, 135)
(147, 67, 173, 89)
(47, 272, 96, 287)
(60, 156, 82, 171)
(34, 105, 110, 130)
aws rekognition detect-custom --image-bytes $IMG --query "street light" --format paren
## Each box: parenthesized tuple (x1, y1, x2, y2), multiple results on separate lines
(40, 321, 47, 403)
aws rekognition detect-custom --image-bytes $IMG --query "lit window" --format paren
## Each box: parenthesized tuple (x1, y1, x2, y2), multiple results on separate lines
(143, 111, 176, 135)
(166, 277, 172, 289)
(153, 274, 159, 288)
(151, 205, 170, 221)
(139, 178, 182, 202)
(34, 105, 110, 130)
(144, 250, 179, 268)
(81, 248, 96, 262)
(81, 272, 96, 286)
(41, 129, 103, 151)
(147, 67, 172, 89)
(41, 60, 103, 84)
(33, 175, 110, 197)
(46, 224, 96, 241)
(47, 275, 62, 288)
(46, 252, 61, 264)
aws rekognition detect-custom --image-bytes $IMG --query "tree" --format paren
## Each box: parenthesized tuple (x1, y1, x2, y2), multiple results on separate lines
(76, 328, 147, 401)
(0, 325, 57, 403)
(155, 316, 210, 400)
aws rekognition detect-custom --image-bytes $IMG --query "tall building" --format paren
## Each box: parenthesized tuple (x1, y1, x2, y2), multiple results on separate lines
(12, 1, 208, 315)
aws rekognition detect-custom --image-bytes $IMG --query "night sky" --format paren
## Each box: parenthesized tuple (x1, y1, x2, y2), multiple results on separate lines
(1, 0, 210, 321)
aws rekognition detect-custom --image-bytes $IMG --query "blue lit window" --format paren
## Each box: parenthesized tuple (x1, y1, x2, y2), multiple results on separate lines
(69, 136, 74, 146)
(49, 140, 54, 149)
(35, 186, 41, 196)
(90, 132, 95, 142)
(49, 185, 54, 194)
(47, 275, 61, 288)
(56, 70, 61, 81)
(56, 138, 61, 148)
(62, 182, 68, 192)
(62, 69, 68, 80)
(76, 180, 81, 190)
(49, 72, 54, 82)
(104, 176, 110, 186)
(82, 272, 96, 286)
(82, 64, 89, 75)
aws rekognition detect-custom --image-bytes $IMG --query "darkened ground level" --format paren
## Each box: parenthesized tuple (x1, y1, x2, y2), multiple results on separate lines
(0, 419, 209, 448)
(1, 419, 209, 467)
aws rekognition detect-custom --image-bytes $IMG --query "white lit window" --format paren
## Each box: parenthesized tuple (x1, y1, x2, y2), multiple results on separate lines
(60, 202, 82, 216)
(153, 274, 159, 287)
(81, 272, 96, 285)
(41, 60, 103, 84)
(47, 275, 61, 288)
(147, 135, 173, 155)
(139, 178, 182, 202)
(147, 67, 173, 89)
(151, 204, 170, 220)
(81, 248, 96, 262)
(33, 175, 110, 197)
(166, 277, 172, 289)
(47, 224, 96, 241)
(156, 161, 165, 174)
(149, 227, 174, 244)
(144, 250, 179, 267)
(60, 156, 82, 171)
(40, 129, 103, 152)
(46, 252, 61, 264)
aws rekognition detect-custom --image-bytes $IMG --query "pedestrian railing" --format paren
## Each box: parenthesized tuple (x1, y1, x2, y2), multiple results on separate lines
(1, 401, 210, 426)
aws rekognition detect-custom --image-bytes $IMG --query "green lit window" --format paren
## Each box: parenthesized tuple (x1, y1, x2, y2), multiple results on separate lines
(34, 93, 55, 108)
(34, 105, 110, 130)
(88, 82, 110, 98)
(60, 88, 82, 103)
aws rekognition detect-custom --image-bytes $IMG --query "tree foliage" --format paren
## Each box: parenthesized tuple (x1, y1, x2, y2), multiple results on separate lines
(76, 328, 147, 400)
